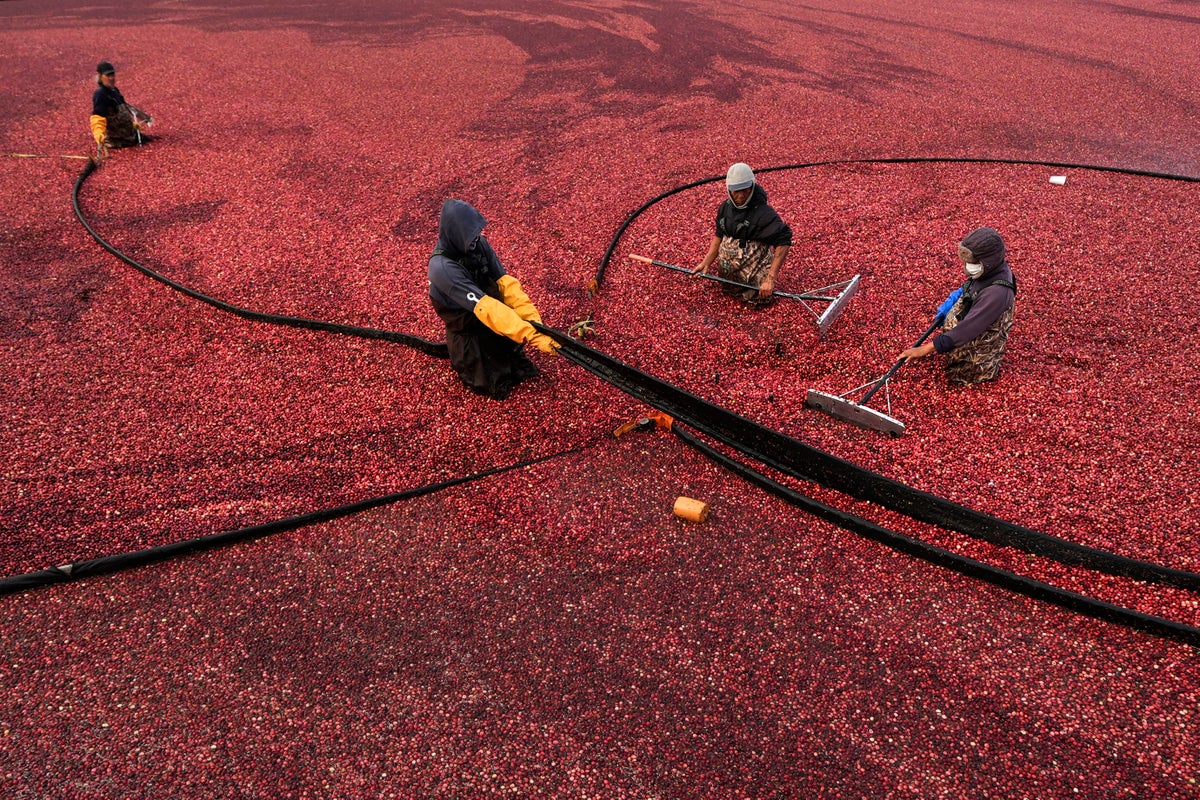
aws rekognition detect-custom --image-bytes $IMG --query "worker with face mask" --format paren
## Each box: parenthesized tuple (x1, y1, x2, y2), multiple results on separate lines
(692, 162, 793, 307)
(427, 199, 558, 400)
(900, 227, 1017, 385)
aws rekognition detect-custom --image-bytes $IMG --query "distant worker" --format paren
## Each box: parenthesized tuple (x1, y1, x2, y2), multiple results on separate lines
(900, 227, 1017, 385)
(428, 199, 559, 400)
(692, 162, 792, 307)
(89, 61, 153, 157)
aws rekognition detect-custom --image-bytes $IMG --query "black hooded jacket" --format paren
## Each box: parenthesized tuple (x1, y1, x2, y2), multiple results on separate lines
(714, 184, 792, 248)
(428, 199, 507, 312)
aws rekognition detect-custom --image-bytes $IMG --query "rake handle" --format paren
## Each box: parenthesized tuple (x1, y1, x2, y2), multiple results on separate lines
(859, 317, 942, 405)
(629, 254, 805, 299)
(630, 254, 756, 290)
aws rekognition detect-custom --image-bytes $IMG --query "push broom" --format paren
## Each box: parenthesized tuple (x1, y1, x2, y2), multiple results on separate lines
(805, 287, 963, 436)
(628, 254, 860, 336)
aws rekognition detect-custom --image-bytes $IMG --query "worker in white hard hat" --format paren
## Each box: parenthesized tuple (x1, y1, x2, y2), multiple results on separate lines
(692, 162, 792, 307)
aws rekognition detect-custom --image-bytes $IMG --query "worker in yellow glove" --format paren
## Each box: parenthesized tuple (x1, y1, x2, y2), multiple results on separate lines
(90, 60, 153, 156)
(428, 199, 559, 400)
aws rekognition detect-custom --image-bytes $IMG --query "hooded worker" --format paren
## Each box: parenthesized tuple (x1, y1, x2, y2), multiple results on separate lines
(428, 199, 558, 400)
(692, 162, 793, 307)
(89, 60, 153, 156)
(900, 227, 1017, 385)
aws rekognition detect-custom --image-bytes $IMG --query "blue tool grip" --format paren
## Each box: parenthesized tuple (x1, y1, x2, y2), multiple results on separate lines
(935, 288, 963, 322)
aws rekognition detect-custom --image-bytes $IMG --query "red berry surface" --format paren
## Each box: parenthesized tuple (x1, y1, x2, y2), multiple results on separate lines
(1, 1, 1198, 797)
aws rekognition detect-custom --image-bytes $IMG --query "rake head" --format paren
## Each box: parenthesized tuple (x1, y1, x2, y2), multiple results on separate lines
(814, 274, 861, 336)
(804, 389, 906, 437)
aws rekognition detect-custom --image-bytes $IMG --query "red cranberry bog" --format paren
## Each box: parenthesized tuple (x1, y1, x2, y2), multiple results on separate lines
(3, 0, 1200, 796)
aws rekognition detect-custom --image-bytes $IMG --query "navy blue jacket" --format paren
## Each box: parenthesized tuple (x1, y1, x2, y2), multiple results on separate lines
(92, 84, 126, 117)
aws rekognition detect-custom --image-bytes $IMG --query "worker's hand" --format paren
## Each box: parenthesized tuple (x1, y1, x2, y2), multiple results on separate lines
(900, 342, 936, 361)
(758, 275, 775, 299)
(528, 333, 560, 355)
(691, 261, 710, 278)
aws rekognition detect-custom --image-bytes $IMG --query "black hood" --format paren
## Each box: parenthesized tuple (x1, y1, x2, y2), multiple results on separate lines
(437, 199, 487, 258)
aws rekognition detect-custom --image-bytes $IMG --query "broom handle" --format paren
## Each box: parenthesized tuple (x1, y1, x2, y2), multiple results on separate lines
(859, 317, 941, 405)
(858, 286, 962, 404)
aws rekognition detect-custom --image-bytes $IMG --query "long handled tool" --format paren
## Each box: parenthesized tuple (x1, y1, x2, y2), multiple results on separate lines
(129, 106, 153, 147)
(805, 288, 963, 436)
(7, 153, 91, 160)
(629, 254, 860, 336)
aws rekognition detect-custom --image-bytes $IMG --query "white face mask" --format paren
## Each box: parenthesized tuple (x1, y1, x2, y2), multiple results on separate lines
(964, 261, 984, 278)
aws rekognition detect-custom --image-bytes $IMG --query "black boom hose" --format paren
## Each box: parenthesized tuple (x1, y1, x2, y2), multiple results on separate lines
(72, 159, 449, 357)
(65, 156, 1200, 644)
(1, 447, 583, 596)
(670, 423, 1200, 648)
(592, 155, 1199, 289)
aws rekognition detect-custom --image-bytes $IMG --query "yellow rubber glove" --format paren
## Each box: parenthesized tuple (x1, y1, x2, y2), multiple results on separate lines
(496, 275, 542, 323)
(474, 294, 537, 343)
(89, 115, 107, 144)
(474, 295, 559, 355)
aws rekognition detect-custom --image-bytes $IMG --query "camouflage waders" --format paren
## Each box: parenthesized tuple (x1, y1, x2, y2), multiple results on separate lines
(104, 104, 149, 148)
(942, 301, 1014, 385)
(717, 237, 776, 308)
